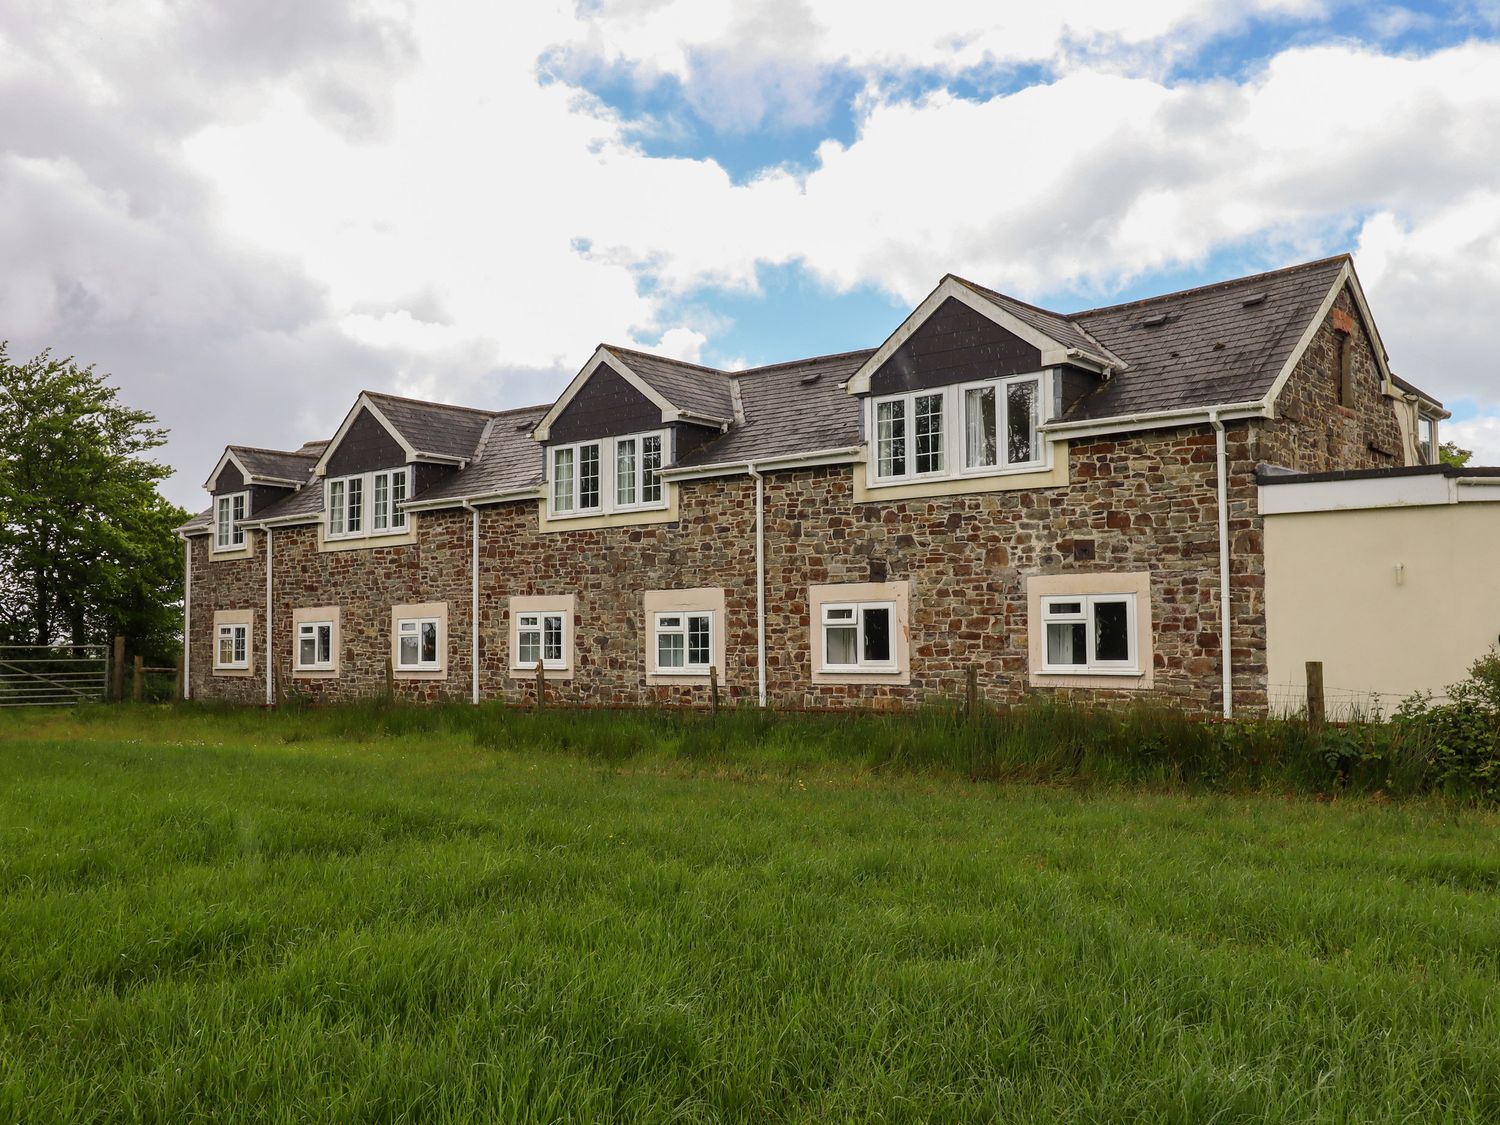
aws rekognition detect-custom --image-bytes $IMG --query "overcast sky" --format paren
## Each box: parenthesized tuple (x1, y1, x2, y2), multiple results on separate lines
(4, 0, 1500, 510)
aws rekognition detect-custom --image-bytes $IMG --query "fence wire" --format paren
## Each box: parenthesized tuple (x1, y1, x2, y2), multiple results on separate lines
(1265, 680, 1451, 722)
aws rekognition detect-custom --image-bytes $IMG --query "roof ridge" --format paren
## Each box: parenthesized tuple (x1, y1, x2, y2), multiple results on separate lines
(229, 443, 319, 458)
(362, 389, 502, 417)
(1067, 254, 1350, 318)
(603, 345, 732, 378)
(734, 347, 879, 378)
(947, 275, 1070, 321)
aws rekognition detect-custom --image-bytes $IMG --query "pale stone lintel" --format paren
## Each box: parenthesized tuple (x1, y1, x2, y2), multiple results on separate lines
(291, 605, 341, 679)
(1025, 571, 1154, 690)
(508, 594, 578, 680)
(390, 601, 448, 680)
(537, 488, 680, 534)
(211, 608, 256, 677)
(208, 532, 258, 563)
(851, 446, 1069, 503)
(809, 581, 912, 686)
(643, 587, 725, 686)
(317, 517, 419, 553)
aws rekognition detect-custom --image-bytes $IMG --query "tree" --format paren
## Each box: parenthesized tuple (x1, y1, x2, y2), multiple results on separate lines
(0, 344, 190, 663)
(1439, 440, 1473, 468)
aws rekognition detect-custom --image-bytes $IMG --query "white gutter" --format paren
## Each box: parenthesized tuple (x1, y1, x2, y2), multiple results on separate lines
(401, 486, 542, 514)
(181, 535, 191, 701)
(663, 445, 863, 483)
(1041, 399, 1268, 441)
(264, 527, 275, 707)
(747, 463, 767, 708)
(461, 500, 481, 705)
(1208, 412, 1232, 720)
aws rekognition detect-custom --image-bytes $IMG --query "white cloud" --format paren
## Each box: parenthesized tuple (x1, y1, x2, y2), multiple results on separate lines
(1447, 415, 1500, 465)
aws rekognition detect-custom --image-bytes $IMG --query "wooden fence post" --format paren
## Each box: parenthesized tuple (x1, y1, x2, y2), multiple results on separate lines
(384, 658, 394, 704)
(535, 659, 545, 710)
(111, 635, 126, 702)
(131, 655, 144, 703)
(709, 665, 720, 715)
(965, 664, 979, 720)
(1306, 661, 1325, 730)
(173, 653, 183, 702)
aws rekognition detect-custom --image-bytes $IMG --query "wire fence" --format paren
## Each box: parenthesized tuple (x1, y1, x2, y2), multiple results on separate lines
(1265, 680, 1450, 722)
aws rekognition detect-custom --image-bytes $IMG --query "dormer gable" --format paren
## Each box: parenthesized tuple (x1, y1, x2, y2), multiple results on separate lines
(533, 346, 733, 444)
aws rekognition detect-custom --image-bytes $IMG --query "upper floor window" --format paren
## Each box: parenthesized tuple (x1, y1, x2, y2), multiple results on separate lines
(327, 467, 409, 539)
(1416, 412, 1440, 465)
(551, 431, 668, 518)
(215, 491, 248, 550)
(869, 373, 1044, 486)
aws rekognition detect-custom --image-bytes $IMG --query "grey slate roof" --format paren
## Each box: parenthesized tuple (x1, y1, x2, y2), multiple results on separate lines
(407, 406, 549, 504)
(365, 391, 497, 460)
(953, 277, 1119, 364)
(1061, 255, 1349, 421)
(177, 507, 213, 534)
(231, 445, 318, 483)
(607, 347, 735, 423)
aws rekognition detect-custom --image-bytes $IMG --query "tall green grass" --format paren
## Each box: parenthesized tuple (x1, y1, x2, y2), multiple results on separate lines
(2, 707, 1497, 1121)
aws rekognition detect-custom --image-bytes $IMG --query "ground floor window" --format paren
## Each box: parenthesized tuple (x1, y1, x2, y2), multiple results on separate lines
(808, 582, 911, 684)
(517, 612, 566, 669)
(654, 611, 713, 674)
(216, 623, 248, 669)
(296, 621, 334, 670)
(396, 617, 441, 670)
(820, 601, 896, 672)
(1040, 593, 1138, 674)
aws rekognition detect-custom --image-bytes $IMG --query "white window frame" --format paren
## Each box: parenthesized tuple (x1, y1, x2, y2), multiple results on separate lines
(819, 600, 898, 674)
(1039, 593, 1139, 675)
(326, 467, 410, 540)
(395, 616, 442, 671)
(295, 620, 335, 671)
(867, 372, 1048, 486)
(652, 610, 714, 676)
(515, 611, 568, 671)
(550, 430, 670, 519)
(215, 623, 249, 670)
(214, 491, 248, 551)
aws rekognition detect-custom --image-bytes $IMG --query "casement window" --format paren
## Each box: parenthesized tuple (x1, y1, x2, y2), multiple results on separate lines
(516, 612, 566, 670)
(215, 623, 249, 669)
(1040, 594, 1138, 674)
(654, 611, 714, 674)
(327, 468, 408, 539)
(870, 373, 1044, 485)
(820, 601, 897, 673)
(295, 621, 334, 670)
(215, 491, 248, 550)
(551, 431, 668, 518)
(1416, 412, 1440, 465)
(395, 616, 441, 670)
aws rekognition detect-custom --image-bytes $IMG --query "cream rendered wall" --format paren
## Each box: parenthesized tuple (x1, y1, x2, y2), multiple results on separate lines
(1265, 503, 1500, 714)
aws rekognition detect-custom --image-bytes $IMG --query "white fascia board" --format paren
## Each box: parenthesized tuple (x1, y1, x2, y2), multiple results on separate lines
(532, 347, 677, 441)
(202, 447, 252, 491)
(1456, 479, 1500, 502)
(312, 393, 420, 477)
(662, 446, 863, 482)
(845, 277, 1106, 396)
(1040, 401, 1269, 441)
(401, 486, 543, 512)
(1258, 473, 1459, 514)
(240, 512, 320, 529)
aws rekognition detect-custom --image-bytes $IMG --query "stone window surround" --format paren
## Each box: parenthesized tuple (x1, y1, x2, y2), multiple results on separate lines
(809, 581, 912, 686)
(212, 608, 255, 677)
(292, 605, 341, 679)
(390, 601, 448, 680)
(643, 587, 725, 686)
(1026, 571, 1154, 689)
(508, 594, 577, 680)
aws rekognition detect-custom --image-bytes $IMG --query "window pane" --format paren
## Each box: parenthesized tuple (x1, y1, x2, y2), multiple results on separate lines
(658, 632, 684, 668)
(420, 621, 438, 664)
(876, 399, 906, 477)
(399, 634, 419, 666)
(862, 607, 892, 663)
(218, 632, 234, 664)
(687, 615, 711, 666)
(329, 481, 344, 535)
(317, 624, 332, 664)
(373, 474, 389, 530)
(825, 624, 857, 665)
(579, 444, 600, 509)
(1047, 621, 1087, 665)
(914, 393, 944, 474)
(347, 477, 363, 532)
(824, 605, 855, 622)
(616, 438, 637, 506)
(391, 470, 407, 528)
(217, 499, 230, 546)
(518, 627, 539, 666)
(1094, 601, 1131, 663)
(231, 494, 246, 544)
(642, 435, 663, 504)
(658, 615, 682, 629)
(1048, 601, 1083, 616)
(233, 628, 246, 663)
(1006, 380, 1038, 464)
(543, 615, 563, 662)
(965, 386, 998, 468)
(299, 636, 316, 666)
(553, 448, 574, 512)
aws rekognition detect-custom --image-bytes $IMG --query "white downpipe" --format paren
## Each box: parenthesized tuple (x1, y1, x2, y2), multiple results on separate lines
(464, 501, 480, 705)
(264, 527, 274, 707)
(747, 463, 767, 708)
(1209, 412, 1233, 719)
(182, 537, 192, 701)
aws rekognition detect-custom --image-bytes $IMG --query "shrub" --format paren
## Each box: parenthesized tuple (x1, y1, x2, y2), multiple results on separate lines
(1393, 649, 1500, 800)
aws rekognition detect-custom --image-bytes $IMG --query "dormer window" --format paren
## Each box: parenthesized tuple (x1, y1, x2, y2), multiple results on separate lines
(869, 373, 1045, 486)
(550, 431, 668, 518)
(214, 491, 248, 551)
(1416, 412, 1440, 465)
(327, 467, 409, 539)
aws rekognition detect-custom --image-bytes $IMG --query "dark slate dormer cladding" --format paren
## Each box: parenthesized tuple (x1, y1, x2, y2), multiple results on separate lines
(867, 297, 1043, 397)
(212, 461, 246, 494)
(324, 409, 407, 476)
(547, 364, 662, 442)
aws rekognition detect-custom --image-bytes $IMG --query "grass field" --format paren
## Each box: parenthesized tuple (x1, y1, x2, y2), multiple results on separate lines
(2, 705, 1498, 1123)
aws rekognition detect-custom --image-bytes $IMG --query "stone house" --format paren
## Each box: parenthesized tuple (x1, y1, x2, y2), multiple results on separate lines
(178, 254, 1449, 716)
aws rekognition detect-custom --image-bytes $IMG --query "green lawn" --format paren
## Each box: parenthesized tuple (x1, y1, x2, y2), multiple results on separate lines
(2, 707, 1497, 1123)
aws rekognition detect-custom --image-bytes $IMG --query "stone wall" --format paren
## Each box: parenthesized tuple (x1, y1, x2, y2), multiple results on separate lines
(187, 534, 267, 704)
